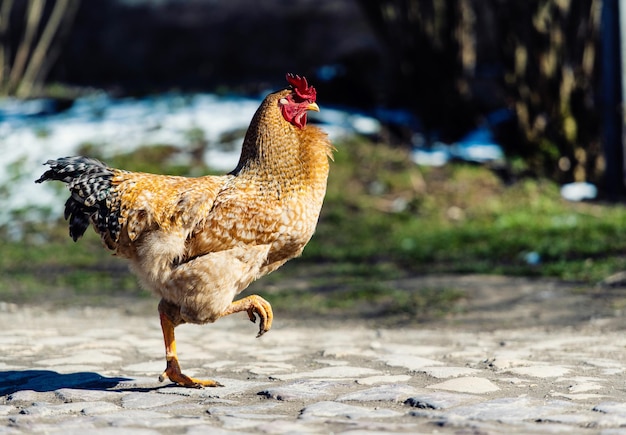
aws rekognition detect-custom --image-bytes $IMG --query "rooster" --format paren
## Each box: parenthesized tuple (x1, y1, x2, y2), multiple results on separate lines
(36, 74, 333, 388)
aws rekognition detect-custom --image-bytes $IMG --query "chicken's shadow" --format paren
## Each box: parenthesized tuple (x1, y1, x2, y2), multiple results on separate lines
(0, 370, 136, 396)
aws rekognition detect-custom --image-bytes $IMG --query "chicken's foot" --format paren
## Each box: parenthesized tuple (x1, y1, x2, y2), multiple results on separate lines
(158, 301, 223, 388)
(220, 294, 273, 337)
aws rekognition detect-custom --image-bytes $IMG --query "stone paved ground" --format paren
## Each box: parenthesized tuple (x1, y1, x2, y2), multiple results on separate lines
(2, 276, 626, 434)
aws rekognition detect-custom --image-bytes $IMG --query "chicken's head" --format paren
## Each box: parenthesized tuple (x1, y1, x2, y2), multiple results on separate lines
(279, 73, 319, 129)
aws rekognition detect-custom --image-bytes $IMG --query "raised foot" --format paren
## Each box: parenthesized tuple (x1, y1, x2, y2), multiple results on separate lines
(223, 294, 273, 338)
(159, 357, 223, 388)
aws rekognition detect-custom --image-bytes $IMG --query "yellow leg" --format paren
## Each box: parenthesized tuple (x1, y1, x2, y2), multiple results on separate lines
(220, 294, 273, 337)
(157, 302, 223, 388)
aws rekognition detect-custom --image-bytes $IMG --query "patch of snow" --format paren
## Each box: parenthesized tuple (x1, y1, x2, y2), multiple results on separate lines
(560, 182, 598, 202)
(412, 143, 451, 167)
(412, 125, 504, 167)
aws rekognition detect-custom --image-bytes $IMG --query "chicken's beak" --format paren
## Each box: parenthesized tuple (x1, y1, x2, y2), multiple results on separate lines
(307, 102, 320, 112)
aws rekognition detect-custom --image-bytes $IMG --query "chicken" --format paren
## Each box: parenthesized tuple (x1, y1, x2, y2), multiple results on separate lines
(36, 74, 333, 388)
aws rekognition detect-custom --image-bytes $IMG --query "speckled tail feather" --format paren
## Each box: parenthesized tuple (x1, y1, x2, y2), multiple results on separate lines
(36, 156, 120, 243)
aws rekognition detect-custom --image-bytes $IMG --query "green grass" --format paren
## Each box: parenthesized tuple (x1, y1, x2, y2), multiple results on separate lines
(3, 135, 626, 317)
(0, 217, 147, 305)
(304, 137, 626, 283)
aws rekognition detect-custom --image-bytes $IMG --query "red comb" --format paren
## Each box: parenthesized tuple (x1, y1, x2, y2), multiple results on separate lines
(286, 73, 317, 101)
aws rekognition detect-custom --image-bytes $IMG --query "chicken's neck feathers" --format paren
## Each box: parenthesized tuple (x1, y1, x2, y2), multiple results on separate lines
(231, 94, 331, 194)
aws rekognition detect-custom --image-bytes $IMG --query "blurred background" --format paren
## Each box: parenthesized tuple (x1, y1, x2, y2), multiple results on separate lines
(2, 0, 626, 322)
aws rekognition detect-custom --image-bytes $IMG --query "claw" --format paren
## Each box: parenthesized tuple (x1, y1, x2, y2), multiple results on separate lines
(254, 302, 269, 338)
(246, 308, 257, 324)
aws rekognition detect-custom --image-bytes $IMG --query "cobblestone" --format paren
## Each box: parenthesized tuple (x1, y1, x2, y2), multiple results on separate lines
(1, 303, 626, 434)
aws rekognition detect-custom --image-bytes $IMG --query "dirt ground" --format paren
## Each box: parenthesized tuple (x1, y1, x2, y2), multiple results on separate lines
(276, 273, 626, 332)
(388, 274, 626, 331)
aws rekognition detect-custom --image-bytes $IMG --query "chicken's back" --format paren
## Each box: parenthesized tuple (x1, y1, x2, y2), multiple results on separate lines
(111, 171, 228, 254)
(36, 156, 230, 256)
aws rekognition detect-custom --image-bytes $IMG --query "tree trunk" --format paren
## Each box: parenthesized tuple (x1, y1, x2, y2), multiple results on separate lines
(0, 0, 15, 86)
(17, 0, 79, 98)
(8, 0, 44, 94)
